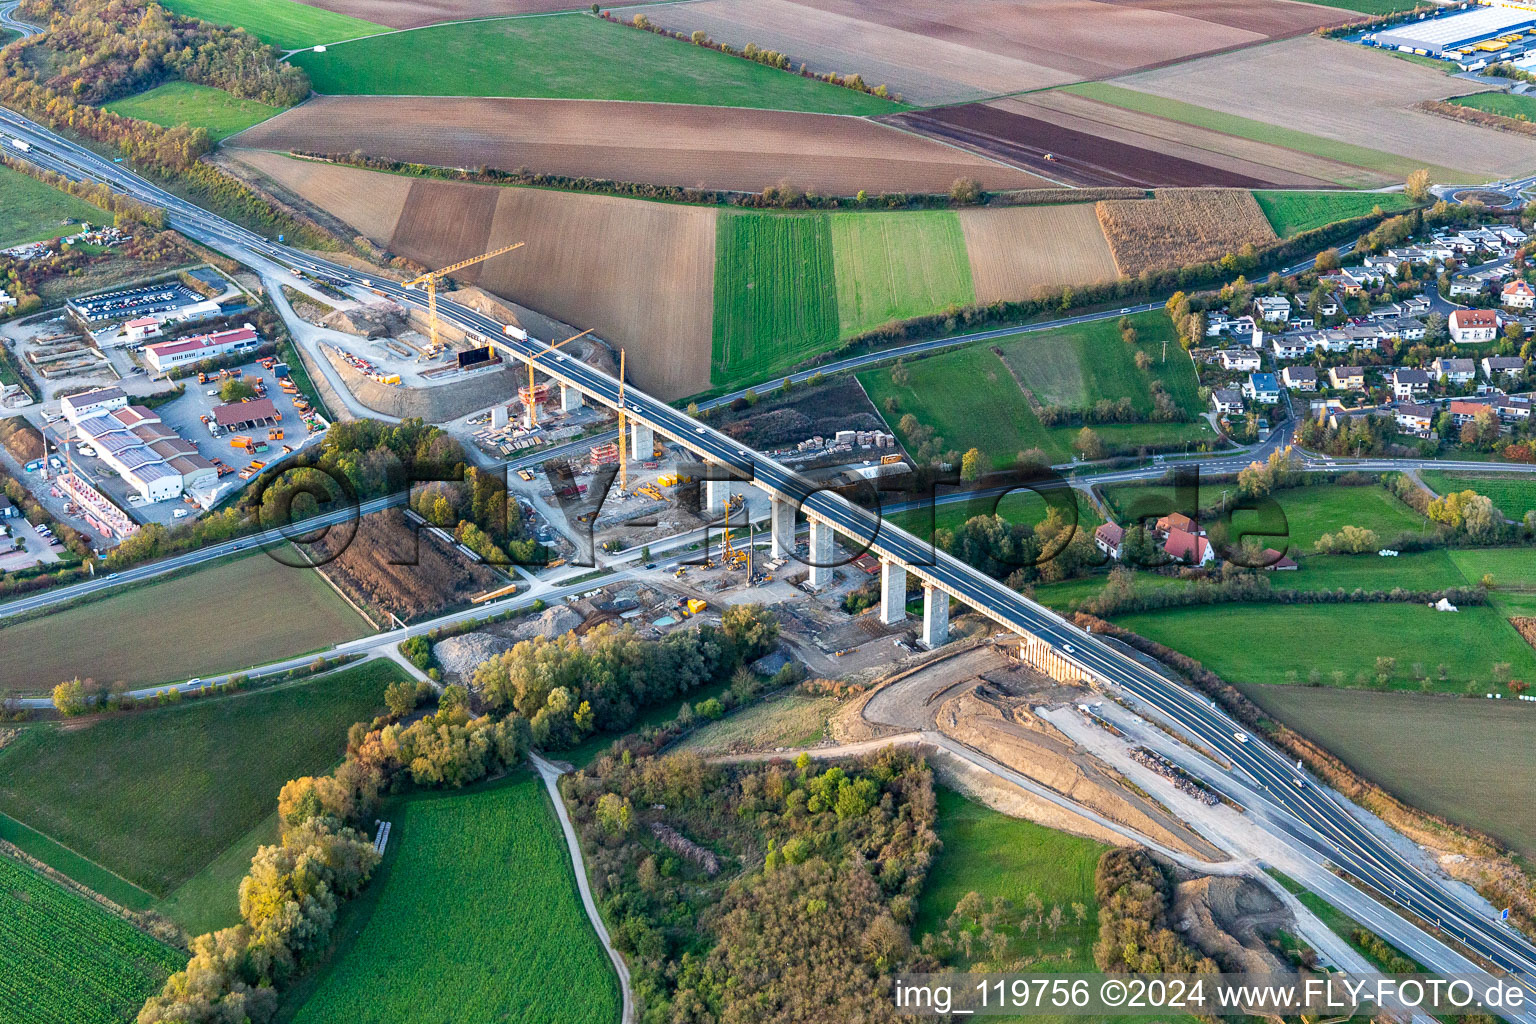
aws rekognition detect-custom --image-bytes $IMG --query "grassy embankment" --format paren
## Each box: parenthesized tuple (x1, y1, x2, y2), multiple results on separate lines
(0, 162, 109, 247)
(280, 772, 620, 1024)
(0, 660, 402, 908)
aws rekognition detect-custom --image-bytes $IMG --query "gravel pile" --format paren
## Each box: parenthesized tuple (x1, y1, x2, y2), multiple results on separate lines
(509, 604, 583, 641)
(433, 632, 513, 682)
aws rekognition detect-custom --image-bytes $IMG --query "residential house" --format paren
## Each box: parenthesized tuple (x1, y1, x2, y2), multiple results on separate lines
(1244, 372, 1280, 404)
(1391, 368, 1433, 398)
(1494, 395, 1533, 424)
(1483, 355, 1526, 380)
(1329, 365, 1366, 391)
(1448, 399, 1487, 426)
(1094, 522, 1124, 560)
(1378, 317, 1425, 342)
(1317, 293, 1342, 318)
(1431, 357, 1477, 386)
(1154, 512, 1197, 537)
(1218, 348, 1261, 372)
(1447, 276, 1486, 298)
(1210, 388, 1245, 415)
(1449, 309, 1500, 344)
(1163, 527, 1213, 566)
(1254, 294, 1292, 322)
(1402, 295, 1432, 318)
(1282, 365, 1319, 391)
(1394, 402, 1436, 435)
(1271, 335, 1310, 361)
(1204, 313, 1233, 337)
(1503, 279, 1536, 310)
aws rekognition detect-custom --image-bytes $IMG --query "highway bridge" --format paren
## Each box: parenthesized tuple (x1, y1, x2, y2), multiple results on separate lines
(2, 105, 1535, 996)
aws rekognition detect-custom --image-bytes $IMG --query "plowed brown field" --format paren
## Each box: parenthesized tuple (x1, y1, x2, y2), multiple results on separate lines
(297, 0, 580, 30)
(233, 153, 716, 399)
(231, 96, 1046, 195)
(957, 204, 1120, 302)
(612, 0, 1349, 105)
(235, 149, 413, 242)
(1095, 189, 1278, 277)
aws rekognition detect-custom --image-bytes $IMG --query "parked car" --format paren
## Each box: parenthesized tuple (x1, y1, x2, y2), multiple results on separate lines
(172, 508, 189, 519)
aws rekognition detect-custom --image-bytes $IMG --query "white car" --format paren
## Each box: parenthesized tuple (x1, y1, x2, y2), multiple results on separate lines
(694, 427, 706, 434)
(1062, 642, 1075, 654)
(1233, 731, 1248, 744)
(172, 508, 189, 519)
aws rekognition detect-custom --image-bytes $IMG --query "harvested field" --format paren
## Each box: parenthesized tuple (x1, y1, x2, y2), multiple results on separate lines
(297, 0, 583, 30)
(1110, 36, 1536, 180)
(1007, 90, 1382, 188)
(615, 0, 1347, 106)
(390, 179, 498, 272)
(1096, 189, 1278, 277)
(230, 96, 1046, 195)
(233, 149, 412, 244)
(302, 508, 506, 623)
(958, 204, 1119, 303)
(885, 102, 1278, 187)
(231, 153, 717, 398)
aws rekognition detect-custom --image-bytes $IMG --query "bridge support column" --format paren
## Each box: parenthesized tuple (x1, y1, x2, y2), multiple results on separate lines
(560, 384, 582, 413)
(770, 496, 795, 559)
(880, 559, 907, 626)
(630, 421, 655, 462)
(808, 519, 834, 588)
(921, 585, 950, 648)
(705, 476, 731, 518)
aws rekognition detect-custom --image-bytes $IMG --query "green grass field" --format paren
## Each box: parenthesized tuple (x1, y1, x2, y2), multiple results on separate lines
(0, 552, 369, 694)
(153, 812, 277, 936)
(103, 81, 284, 142)
(0, 857, 185, 1024)
(1063, 82, 1474, 184)
(286, 773, 620, 1024)
(1420, 470, 1535, 520)
(917, 788, 1105, 970)
(1448, 91, 1536, 122)
(289, 13, 897, 114)
(1248, 687, 1536, 859)
(861, 312, 1211, 466)
(713, 211, 839, 386)
(1116, 601, 1536, 691)
(159, 0, 387, 49)
(830, 211, 973, 337)
(0, 163, 108, 247)
(1449, 547, 1536, 591)
(1098, 482, 1429, 553)
(1252, 190, 1414, 237)
(0, 660, 401, 897)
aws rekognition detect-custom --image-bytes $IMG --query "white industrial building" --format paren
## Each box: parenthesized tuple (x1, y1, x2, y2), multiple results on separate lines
(61, 387, 216, 503)
(1374, 4, 1536, 57)
(144, 325, 259, 375)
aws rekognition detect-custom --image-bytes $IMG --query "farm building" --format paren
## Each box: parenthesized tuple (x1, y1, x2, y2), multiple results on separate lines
(145, 325, 260, 375)
(1373, 4, 1536, 58)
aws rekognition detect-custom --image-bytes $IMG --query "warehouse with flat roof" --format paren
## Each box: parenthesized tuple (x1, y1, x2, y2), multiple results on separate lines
(1375, 4, 1536, 56)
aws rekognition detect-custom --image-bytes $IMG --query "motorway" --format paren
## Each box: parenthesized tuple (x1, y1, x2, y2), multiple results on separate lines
(0, 104, 1534, 990)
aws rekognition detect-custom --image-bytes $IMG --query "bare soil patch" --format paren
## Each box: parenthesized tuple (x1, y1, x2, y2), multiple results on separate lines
(232, 96, 1046, 195)
(617, 0, 1335, 106)
(302, 508, 505, 624)
(297, 0, 581, 30)
(958, 204, 1120, 303)
(232, 149, 412, 243)
(389, 179, 498, 275)
(1095, 189, 1278, 277)
(885, 102, 1277, 188)
(1116, 36, 1536, 179)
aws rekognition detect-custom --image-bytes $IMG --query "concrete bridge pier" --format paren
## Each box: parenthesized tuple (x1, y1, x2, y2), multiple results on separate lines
(921, 585, 950, 648)
(560, 384, 582, 413)
(705, 476, 732, 518)
(880, 559, 908, 626)
(770, 496, 795, 559)
(630, 421, 655, 462)
(808, 519, 834, 588)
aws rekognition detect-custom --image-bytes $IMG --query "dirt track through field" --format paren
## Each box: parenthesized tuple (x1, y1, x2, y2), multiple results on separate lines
(1115, 36, 1536, 179)
(296, 0, 583, 30)
(615, 0, 1343, 105)
(231, 95, 1047, 195)
(958, 205, 1120, 303)
(231, 153, 716, 399)
(885, 104, 1277, 188)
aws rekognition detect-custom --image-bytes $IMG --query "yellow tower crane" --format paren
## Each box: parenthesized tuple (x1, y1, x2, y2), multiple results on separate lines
(402, 241, 525, 355)
(524, 328, 593, 428)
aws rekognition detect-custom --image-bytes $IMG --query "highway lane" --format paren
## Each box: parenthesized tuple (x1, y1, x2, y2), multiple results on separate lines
(1, 105, 1533, 985)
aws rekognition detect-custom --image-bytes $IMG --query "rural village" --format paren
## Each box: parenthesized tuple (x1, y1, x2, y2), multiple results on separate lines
(1, 1, 1536, 1024)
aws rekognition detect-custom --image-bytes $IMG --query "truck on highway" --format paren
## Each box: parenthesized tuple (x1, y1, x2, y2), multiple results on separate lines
(10, 139, 29, 153)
